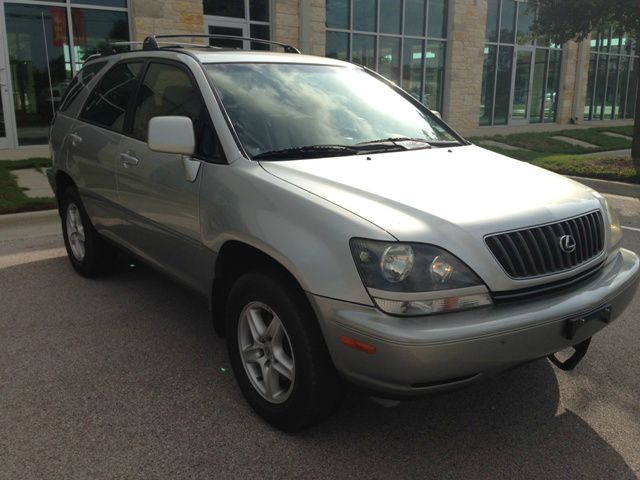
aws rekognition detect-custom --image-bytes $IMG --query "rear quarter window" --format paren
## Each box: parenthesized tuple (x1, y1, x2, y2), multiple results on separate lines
(59, 61, 107, 117)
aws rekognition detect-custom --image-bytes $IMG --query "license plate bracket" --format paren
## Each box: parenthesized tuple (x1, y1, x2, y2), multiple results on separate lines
(563, 305, 612, 340)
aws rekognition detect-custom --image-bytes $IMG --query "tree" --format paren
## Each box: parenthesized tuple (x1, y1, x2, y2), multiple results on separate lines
(528, 0, 640, 169)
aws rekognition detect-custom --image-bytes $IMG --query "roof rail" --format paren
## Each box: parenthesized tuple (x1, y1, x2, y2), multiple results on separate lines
(142, 35, 301, 54)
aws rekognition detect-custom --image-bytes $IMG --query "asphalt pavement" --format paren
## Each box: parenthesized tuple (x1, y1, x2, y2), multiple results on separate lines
(1, 195, 639, 479)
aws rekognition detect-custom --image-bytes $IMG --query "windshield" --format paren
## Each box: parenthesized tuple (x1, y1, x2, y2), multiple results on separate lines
(205, 63, 460, 159)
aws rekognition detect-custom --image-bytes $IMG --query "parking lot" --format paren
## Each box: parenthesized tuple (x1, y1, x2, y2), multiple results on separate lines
(1, 194, 639, 479)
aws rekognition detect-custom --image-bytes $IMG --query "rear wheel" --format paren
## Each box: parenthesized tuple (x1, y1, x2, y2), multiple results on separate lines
(61, 187, 117, 277)
(226, 271, 344, 431)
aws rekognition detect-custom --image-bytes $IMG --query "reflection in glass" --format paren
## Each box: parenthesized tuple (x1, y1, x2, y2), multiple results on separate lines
(427, 0, 447, 39)
(70, 0, 126, 7)
(0, 90, 5, 138)
(499, 0, 516, 44)
(353, 0, 376, 32)
(604, 56, 619, 119)
(529, 49, 546, 123)
(494, 46, 513, 124)
(380, 0, 401, 34)
(584, 54, 597, 119)
(544, 49, 561, 122)
(203, 0, 244, 17)
(326, 0, 349, 29)
(5, 3, 72, 145)
(516, 2, 535, 45)
(511, 49, 532, 120)
(205, 63, 457, 158)
(424, 41, 445, 111)
(72, 9, 129, 68)
(326, 31, 349, 60)
(352, 34, 376, 69)
(615, 56, 629, 119)
(404, 0, 425, 37)
(625, 59, 637, 119)
(485, 0, 500, 42)
(250, 24, 270, 50)
(209, 26, 244, 49)
(593, 55, 607, 119)
(480, 45, 497, 125)
(250, 0, 269, 22)
(378, 37, 401, 84)
(402, 39, 424, 101)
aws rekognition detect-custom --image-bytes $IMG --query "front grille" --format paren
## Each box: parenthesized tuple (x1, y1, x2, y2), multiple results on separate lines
(485, 210, 605, 279)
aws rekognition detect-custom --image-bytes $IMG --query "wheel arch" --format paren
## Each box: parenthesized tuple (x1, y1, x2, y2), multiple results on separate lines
(210, 240, 310, 337)
(54, 170, 77, 214)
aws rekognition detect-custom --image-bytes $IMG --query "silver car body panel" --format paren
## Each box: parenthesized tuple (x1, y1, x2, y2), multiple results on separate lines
(48, 48, 640, 395)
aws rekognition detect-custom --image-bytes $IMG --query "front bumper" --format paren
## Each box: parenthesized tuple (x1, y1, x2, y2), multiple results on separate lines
(308, 248, 639, 396)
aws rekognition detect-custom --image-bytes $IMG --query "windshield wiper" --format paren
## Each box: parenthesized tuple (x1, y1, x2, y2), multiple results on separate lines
(253, 145, 358, 160)
(355, 137, 433, 151)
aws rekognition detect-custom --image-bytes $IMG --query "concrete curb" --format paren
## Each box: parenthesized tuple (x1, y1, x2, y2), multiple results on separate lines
(567, 176, 640, 198)
(0, 209, 61, 242)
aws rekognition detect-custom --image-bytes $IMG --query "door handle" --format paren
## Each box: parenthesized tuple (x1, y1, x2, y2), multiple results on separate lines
(120, 152, 140, 167)
(69, 133, 83, 147)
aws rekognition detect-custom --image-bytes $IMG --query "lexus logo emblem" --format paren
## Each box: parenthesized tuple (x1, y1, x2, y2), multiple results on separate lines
(559, 235, 576, 254)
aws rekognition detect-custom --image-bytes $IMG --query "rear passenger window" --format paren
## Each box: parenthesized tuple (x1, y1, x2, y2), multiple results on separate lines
(132, 62, 223, 161)
(81, 61, 143, 132)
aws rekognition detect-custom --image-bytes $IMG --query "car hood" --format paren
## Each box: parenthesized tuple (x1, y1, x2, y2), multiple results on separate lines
(259, 145, 604, 241)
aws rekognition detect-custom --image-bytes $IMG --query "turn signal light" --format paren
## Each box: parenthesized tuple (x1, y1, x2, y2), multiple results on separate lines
(340, 335, 376, 354)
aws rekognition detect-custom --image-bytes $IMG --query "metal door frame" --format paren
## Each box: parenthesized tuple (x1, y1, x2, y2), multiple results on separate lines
(509, 45, 536, 125)
(0, 0, 17, 149)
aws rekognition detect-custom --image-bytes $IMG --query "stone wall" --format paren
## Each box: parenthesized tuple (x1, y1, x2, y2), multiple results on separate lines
(132, 0, 204, 42)
(272, 0, 300, 49)
(441, 0, 488, 131)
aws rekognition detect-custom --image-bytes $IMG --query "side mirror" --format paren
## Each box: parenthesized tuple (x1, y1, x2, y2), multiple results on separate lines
(148, 116, 195, 156)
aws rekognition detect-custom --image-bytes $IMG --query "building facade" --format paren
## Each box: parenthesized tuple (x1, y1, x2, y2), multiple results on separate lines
(0, 0, 637, 152)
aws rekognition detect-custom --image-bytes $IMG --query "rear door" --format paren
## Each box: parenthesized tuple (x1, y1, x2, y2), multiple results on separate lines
(68, 60, 144, 229)
(115, 60, 224, 291)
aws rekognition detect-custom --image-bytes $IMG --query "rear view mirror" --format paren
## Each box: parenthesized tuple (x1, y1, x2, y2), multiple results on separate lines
(148, 116, 195, 156)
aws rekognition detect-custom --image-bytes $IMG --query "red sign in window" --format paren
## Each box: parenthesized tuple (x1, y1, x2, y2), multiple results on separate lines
(50, 7, 66, 48)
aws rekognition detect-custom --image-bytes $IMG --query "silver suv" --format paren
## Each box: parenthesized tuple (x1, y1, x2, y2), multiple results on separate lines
(48, 36, 639, 431)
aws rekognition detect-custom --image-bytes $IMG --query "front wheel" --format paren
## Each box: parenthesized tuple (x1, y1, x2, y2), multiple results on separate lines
(226, 271, 344, 431)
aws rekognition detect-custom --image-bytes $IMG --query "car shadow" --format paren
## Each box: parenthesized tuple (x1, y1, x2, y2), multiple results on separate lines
(1, 255, 636, 479)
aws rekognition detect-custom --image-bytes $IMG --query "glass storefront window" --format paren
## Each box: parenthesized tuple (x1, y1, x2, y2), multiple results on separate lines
(584, 27, 639, 121)
(326, 0, 349, 29)
(72, 9, 129, 68)
(404, 0, 425, 36)
(249, 0, 269, 22)
(480, 0, 562, 126)
(326, 0, 449, 111)
(1, 1, 130, 147)
(380, 0, 401, 35)
(480, 45, 497, 125)
(353, 0, 376, 32)
(204, 0, 244, 18)
(5, 3, 72, 145)
(378, 36, 401, 84)
(326, 31, 349, 60)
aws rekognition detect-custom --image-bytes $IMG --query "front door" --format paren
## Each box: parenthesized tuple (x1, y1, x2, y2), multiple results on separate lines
(205, 17, 250, 50)
(116, 60, 213, 293)
(510, 47, 535, 124)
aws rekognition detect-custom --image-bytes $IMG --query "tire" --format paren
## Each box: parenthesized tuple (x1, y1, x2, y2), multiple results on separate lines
(226, 270, 344, 431)
(60, 187, 117, 277)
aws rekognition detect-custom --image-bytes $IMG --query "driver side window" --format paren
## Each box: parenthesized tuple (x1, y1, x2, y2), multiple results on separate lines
(132, 62, 224, 162)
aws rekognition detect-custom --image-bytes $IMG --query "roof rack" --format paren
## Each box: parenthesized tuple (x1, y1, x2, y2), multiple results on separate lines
(142, 35, 301, 54)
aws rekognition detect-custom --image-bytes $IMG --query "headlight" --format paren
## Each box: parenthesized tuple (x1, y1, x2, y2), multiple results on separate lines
(604, 199, 623, 251)
(350, 239, 492, 316)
